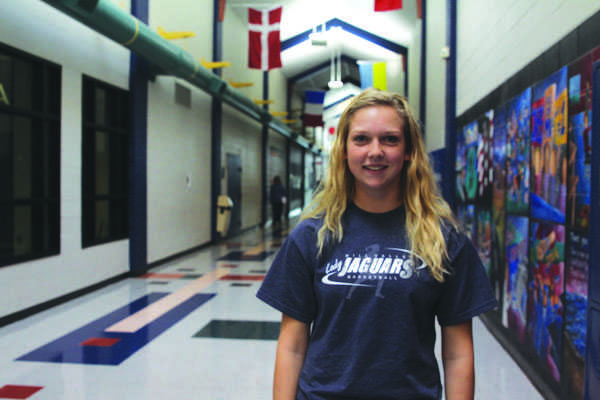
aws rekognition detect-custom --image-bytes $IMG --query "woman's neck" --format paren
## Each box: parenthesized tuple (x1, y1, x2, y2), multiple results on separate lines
(352, 192, 403, 213)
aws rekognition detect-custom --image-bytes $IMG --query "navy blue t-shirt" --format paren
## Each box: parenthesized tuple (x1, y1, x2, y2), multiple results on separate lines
(257, 203, 498, 400)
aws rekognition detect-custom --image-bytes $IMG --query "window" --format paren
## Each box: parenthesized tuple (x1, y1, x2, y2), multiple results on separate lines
(0, 43, 61, 267)
(81, 76, 129, 247)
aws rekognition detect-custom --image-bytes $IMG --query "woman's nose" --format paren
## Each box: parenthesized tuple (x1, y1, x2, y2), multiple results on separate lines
(368, 140, 384, 158)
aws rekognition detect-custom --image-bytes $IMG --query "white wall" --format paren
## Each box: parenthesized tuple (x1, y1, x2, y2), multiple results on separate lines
(457, 0, 600, 115)
(0, 0, 130, 318)
(269, 69, 289, 114)
(146, 77, 213, 263)
(146, 0, 214, 263)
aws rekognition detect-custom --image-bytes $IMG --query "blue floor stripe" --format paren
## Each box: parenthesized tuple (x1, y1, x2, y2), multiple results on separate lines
(16, 292, 215, 365)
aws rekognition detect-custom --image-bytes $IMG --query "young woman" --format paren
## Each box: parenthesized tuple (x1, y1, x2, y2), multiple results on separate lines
(270, 175, 287, 228)
(257, 89, 497, 400)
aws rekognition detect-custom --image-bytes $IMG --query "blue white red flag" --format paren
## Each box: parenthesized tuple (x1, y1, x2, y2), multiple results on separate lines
(303, 90, 326, 127)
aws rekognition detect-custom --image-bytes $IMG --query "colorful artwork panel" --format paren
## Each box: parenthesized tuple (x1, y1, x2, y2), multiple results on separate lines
(493, 105, 508, 212)
(456, 126, 467, 202)
(531, 67, 568, 223)
(563, 230, 588, 399)
(567, 112, 592, 230)
(503, 215, 529, 345)
(567, 54, 593, 230)
(492, 106, 508, 299)
(506, 88, 531, 213)
(527, 221, 565, 381)
(457, 204, 476, 239)
(477, 111, 494, 203)
(476, 207, 492, 274)
(464, 121, 479, 201)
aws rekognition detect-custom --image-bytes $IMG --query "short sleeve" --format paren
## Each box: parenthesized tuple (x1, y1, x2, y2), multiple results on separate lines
(435, 233, 498, 326)
(256, 223, 318, 324)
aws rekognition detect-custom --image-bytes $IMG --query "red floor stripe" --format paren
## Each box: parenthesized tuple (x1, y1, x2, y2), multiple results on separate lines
(0, 385, 43, 399)
(80, 337, 121, 347)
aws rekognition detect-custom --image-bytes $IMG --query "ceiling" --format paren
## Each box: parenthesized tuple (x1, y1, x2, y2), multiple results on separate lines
(228, 0, 420, 100)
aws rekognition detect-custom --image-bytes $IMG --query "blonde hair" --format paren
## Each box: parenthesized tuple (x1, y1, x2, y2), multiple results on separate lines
(302, 88, 456, 282)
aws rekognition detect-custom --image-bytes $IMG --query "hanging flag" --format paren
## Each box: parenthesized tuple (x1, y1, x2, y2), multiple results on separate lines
(303, 90, 326, 127)
(248, 6, 282, 70)
(218, 0, 226, 22)
(374, 0, 402, 12)
(357, 61, 387, 91)
(416, 0, 422, 19)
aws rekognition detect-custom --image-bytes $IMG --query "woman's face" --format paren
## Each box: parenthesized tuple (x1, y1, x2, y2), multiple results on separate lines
(345, 105, 409, 206)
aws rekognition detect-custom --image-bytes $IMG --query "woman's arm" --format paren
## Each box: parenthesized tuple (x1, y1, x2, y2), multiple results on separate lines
(273, 314, 310, 400)
(441, 319, 475, 400)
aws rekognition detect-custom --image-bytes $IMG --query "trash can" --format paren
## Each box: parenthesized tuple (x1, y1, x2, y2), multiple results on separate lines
(216, 195, 233, 236)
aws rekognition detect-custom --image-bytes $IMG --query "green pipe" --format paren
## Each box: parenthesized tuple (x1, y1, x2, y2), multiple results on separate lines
(41, 0, 311, 148)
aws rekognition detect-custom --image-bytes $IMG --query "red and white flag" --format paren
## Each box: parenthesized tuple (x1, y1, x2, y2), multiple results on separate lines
(248, 6, 282, 70)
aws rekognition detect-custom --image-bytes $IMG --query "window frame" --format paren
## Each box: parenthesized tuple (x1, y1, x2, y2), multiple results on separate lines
(81, 75, 130, 248)
(0, 42, 61, 268)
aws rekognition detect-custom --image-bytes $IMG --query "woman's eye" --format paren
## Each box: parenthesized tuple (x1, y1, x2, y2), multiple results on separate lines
(384, 136, 400, 144)
(353, 135, 368, 144)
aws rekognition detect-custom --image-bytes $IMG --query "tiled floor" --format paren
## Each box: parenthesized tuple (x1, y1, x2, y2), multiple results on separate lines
(0, 224, 544, 399)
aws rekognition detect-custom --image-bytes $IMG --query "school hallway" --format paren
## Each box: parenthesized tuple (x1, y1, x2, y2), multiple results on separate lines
(0, 223, 543, 400)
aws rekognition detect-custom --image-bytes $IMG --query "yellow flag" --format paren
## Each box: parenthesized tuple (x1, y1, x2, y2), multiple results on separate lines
(372, 62, 387, 91)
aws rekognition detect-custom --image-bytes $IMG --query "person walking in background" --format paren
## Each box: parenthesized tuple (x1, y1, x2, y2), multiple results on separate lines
(257, 89, 497, 400)
(270, 175, 286, 229)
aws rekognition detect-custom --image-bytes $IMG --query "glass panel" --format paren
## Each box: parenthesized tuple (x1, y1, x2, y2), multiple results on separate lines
(14, 205, 32, 256)
(95, 86, 107, 124)
(0, 53, 12, 107)
(13, 116, 32, 198)
(82, 79, 94, 123)
(109, 198, 127, 238)
(82, 199, 94, 244)
(41, 203, 49, 251)
(120, 198, 129, 237)
(47, 66, 61, 116)
(0, 113, 10, 200)
(30, 118, 44, 198)
(42, 124, 49, 197)
(110, 134, 128, 195)
(48, 201, 59, 251)
(0, 205, 11, 259)
(13, 58, 33, 110)
(46, 122, 59, 198)
(112, 91, 128, 129)
(95, 130, 110, 195)
(95, 200, 109, 240)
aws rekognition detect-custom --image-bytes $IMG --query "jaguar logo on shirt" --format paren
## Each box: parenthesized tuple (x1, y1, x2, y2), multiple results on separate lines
(321, 247, 427, 287)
